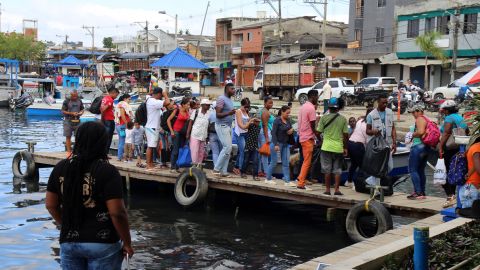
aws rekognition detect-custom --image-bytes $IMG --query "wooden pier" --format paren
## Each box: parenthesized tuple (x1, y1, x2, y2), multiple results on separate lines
(32, 151, 444, 219)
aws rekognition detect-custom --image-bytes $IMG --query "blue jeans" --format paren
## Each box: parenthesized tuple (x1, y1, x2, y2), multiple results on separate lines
(409, 144, 431, 194)
(259, 130, 271, 175)
(242, 149, 259, 176)
(60, 241, 123, 270)
(214, 124, 232, 174)
(268, 143, 291, 182)
(209, 132, 222, 168)
(103, 120, 115, 152)
(347, 141, 365, 182)
(116, 124, 126, 160)
(323, 99, 329, 114)
(235, 133, 246, 169)
(170, 131, 186, 170)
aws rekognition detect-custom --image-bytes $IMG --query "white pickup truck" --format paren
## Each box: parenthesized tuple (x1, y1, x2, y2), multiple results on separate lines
(294, 78, 355, 104)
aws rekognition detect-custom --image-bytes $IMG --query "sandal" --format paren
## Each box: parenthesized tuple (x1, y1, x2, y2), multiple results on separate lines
(136, 163, 146, 168)
(334, 191, 344, 196)
(323, 191, 331, 196)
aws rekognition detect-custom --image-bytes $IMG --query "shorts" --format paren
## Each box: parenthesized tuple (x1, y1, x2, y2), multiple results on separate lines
(63, 121, 79, 137)
(134, 144, 144, 158)
(320, 150, 343, 174)
(459, 183, 479, 208)
(145, 128, 159, 148)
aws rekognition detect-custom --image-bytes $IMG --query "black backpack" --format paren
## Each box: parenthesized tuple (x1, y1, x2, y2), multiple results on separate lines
(89, 96, 103, 114)
(135, 98, 149, 126)
(160, 106, 177, 131)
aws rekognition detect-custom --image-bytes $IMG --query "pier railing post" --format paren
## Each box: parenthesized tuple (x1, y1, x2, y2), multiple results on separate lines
(26, 141, 37, 153)
(413, 226, 429, 270)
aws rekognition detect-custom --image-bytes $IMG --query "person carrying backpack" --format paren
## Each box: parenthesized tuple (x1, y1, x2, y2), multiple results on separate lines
(407, 105, 438, 200)
(186, 99, 212, 167)
(459, 138, 480, 209)
(167, 97, 191, 173)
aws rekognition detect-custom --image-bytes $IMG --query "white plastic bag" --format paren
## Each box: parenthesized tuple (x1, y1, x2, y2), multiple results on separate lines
(433, 158, 447, 185)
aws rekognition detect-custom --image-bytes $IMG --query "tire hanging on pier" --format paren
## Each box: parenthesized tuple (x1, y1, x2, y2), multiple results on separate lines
(174, 167, 208, 207)
(12, 151, 36, 181)
(346, 200, 393, 242)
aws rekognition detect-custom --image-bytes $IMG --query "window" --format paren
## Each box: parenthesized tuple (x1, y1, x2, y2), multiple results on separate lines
(154, 45, 158, 52)
(425, 17, 436, 33)
(436, 15, 450, 35)
(329, 81, 339, 88)
(377, 0, 386, 7)
(355, 0, 364, 18)
(464, 13, 478, 34)
(314, 82, 325, 89)
(382, 78, 398, 85)
(255, 72, 263, 80)
(359, 78, 377, 85)
(300, 44, 320, 51)
(343, 79, 355, 86)
(247, 32, 253, 41)
(375, 27, 385, 42)
(407, 19, 420, 38)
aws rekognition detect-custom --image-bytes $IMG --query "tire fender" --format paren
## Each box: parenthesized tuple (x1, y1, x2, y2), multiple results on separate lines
(12, 151, 36, 180)
(174, 167, 209, 207)
(346, 200, 393, 242)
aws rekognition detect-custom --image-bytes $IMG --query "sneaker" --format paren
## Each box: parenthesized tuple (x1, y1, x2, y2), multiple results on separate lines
(443, 195, 456, 208)
(211, 170, 221, 176)
(241, 174, 247, 179)
(344, 181, 353, 188)
(416, 193, 427, 200)
(264, 180, 277, 185)
(297, 185, 312, 191)
(285, 182, 297, 187)
(407, 192, 419, 200)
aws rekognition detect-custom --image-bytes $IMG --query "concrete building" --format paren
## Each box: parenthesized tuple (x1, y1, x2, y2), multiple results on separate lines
(173, 34, 215, 62)
(113, 29, 176, 54)
(390, 0, 480, 90)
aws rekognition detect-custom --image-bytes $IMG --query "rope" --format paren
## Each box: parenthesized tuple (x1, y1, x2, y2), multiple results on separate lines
(364, 198, 374, 212)
(189, 167, 193, 177)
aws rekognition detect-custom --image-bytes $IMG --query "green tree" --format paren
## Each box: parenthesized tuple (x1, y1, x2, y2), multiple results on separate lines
(178, 29, 184, 35)
(185, 29, 190, 35)
(0, 32, 46, 63)
(415, 31, 446, 91)
(103, 37, 115, 49)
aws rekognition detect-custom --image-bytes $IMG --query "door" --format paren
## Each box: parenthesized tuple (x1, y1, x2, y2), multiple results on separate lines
(410, 67, 425, 89)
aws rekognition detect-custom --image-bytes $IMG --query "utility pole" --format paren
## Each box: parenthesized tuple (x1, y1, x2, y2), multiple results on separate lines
(450, 8, 460, 82)
(174, 14, 178, 48)
(82, 25, 95, 83)
(195, 1, 210, 59)
(56, 34, 69, 50)
(0, 2, 2, 33)
(304, 0, 328, 54)
(145, 20, 149, 54)
(264, 0, 282, 53)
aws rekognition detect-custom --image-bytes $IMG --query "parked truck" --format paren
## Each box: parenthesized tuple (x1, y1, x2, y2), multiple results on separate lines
(253, 50, 326, 101)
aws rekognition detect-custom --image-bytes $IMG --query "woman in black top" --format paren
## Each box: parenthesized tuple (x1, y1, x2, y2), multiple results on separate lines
(46, 122, 133, 270)
(269, 105, 295, 187)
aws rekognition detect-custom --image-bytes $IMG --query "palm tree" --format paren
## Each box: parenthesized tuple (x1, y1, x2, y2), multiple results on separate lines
(415, 31, 446, 91)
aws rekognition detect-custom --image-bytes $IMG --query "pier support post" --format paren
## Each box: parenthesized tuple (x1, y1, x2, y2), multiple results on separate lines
(204, 189, 216, 212)
(26, 141, 36, 153)
(12, 177, 22, 194)
(326, 208, 336, 222)
(25, 168, 40, 193)
(413, 226, 429, 270)
(125, 173, 131, 196)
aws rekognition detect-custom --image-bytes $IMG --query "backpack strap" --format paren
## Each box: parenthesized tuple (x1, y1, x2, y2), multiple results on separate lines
(193, 109, 199, 124)
(324, 113, 340, 130)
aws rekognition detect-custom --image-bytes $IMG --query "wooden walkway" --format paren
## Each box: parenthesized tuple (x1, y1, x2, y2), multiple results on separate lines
(292, 215, 472, 270)
(33, 151, 444, 218)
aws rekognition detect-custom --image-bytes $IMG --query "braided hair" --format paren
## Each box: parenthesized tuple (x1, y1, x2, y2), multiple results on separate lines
(62, 121, 109, 230)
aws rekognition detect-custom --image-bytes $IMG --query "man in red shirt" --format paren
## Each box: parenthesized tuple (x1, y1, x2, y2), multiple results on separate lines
(101, 88, 120, 152)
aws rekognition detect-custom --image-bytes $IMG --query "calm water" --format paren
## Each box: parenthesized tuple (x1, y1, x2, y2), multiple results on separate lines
(0, 108, 445, 270)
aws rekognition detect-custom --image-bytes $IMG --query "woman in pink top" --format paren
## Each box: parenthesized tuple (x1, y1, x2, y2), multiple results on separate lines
(346, 106, 372, 187)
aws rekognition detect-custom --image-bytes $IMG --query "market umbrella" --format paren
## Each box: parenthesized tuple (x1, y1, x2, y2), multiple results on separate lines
(456, 66, 480, 86)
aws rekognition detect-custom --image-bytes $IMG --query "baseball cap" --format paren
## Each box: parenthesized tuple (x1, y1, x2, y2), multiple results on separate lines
(328, 97, 339, 108)
(408, 105, 424, 113)
(439, 100, 457, 109)
(200, 99, 212, 105)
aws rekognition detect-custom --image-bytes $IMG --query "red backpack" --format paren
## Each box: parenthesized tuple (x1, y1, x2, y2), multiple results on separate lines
(421, 116, 441, 147)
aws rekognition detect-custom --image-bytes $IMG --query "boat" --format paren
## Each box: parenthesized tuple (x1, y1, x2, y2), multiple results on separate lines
(0, 58, 20, 107)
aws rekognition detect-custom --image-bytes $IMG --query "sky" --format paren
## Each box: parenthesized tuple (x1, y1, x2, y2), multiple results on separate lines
(0, 0, 350, 47)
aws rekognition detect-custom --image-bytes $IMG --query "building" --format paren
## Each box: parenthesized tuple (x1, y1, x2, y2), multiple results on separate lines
(173, 34, 215, 62)
(342, 0, 417, 79)
(113, 29, 176, 54)
(390, 0, 480, 90)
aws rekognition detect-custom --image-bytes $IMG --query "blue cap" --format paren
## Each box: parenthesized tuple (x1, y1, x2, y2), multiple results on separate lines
(328, 97, 339, 108)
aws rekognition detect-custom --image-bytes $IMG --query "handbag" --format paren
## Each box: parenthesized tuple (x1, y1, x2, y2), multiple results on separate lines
(433, 158, 447, 185)
(176, 144, 192, 168)
(259, 142, 271, 156)
(445, 127, 466, 150)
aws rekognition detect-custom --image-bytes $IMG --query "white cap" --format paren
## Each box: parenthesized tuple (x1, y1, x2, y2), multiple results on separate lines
(200, 98, 212, 105)
(440, 100, 457, 109)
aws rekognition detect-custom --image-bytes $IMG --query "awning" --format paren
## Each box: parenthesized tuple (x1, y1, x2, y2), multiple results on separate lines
(335, 53, 385, 64)
(380, 53, 478, 68)
(204, 61, 232, 69)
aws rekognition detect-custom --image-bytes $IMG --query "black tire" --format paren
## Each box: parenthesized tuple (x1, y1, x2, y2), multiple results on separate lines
(346, 200, 393, 242)
(174, 167, 209, 207)
(298, 94, 308, 105)
(259, 88, 264, 100)
(400, 107, 407, 114)
(434, 93, 444, 101)
(12, 151, 36, 180)
(168, 91, 176, 98)
(282, 90, 292, 102)
(184, 91, 192, 98)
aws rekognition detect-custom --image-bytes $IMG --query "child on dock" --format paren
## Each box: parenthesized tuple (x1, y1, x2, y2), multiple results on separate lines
(125, 121, 134, 162)
(133, 121, 146, 168)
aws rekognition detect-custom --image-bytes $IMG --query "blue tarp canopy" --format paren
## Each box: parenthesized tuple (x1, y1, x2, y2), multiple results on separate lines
(151, 48, 208, 69)
(59, 55, 84, 66)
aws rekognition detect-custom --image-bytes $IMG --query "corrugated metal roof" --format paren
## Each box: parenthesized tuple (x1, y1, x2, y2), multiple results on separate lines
(151, 48, 208, 69)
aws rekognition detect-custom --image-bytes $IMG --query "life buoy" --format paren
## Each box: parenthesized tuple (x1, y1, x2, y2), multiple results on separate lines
(174, 167, 208, 207)
(346, 200, 393, 242)
(12, 151, 36, 180)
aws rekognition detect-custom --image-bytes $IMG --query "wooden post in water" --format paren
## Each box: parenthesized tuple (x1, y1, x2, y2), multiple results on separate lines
(125, 173, 131, 196)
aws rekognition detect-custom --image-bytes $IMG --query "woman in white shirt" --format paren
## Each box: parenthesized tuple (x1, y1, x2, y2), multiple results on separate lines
(186, 99, 212, 167)
(233, 98, 253, 175)
(346, 106, 372, 187)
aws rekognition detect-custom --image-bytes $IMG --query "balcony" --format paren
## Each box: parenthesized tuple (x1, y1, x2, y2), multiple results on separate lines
(232, 46, 242, 54)
(355, 6, 364, 18)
